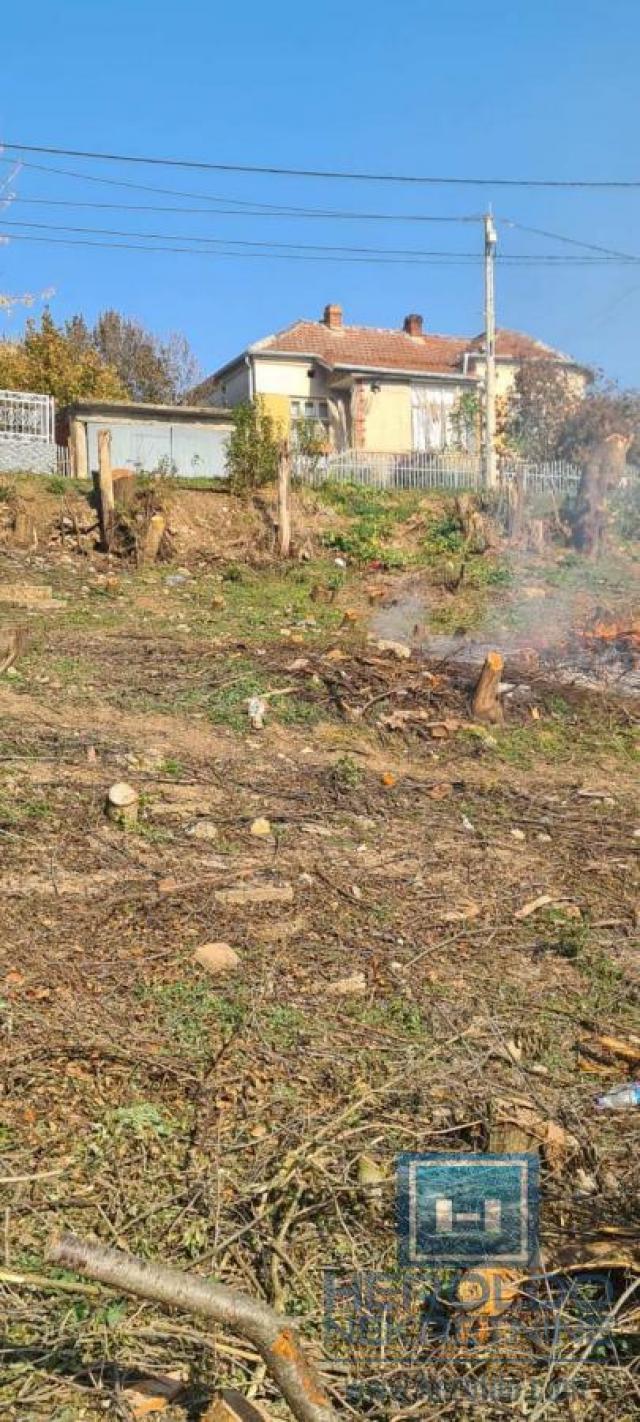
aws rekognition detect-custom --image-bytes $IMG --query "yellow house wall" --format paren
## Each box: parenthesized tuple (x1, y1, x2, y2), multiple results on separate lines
(259, 392, 291, 436)
(363, 383, 412, 451)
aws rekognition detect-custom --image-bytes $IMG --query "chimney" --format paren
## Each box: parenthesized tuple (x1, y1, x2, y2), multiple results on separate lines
(323, 303, 343, 330)
(403, 313, 423, 337)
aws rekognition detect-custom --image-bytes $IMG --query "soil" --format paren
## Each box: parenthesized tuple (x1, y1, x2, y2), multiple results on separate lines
(0, 477, 638, 1421)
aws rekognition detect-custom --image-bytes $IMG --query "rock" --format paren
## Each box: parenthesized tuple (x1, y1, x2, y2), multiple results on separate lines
(575, 1168, 598, 1197)
(510, 828, 526, 841)
(250, 817, 272, 837)
(211, 594, 226, 610)
(194, 942, 240, 975)
(215, 883, 294, 907)
(374, 639, 412, 660)
(248, 696, 267, 730)
(188, 820, 218, 841)
(157, 876, 179, 895)
(106, 781, 139, 828)
(327, 971, 366, 996)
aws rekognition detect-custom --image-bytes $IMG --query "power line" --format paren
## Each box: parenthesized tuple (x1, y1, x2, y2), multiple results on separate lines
(4, 140, 640, 188)
(3, 215, 486, 259)
(7, 193, 484, 224)
(0, 154, 482, 223)
(2, 222, 638, 266)
(0, 228, 489, 264)
(502, 216, 640, 264)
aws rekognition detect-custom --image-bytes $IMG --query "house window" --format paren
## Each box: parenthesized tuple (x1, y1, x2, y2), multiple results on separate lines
(290, 398, 330, 447)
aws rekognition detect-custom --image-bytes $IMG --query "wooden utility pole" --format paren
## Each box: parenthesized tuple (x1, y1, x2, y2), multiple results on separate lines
(277, 441, 292, 557)
(484, 213, 498, 489)
(96, 428, 114, 549)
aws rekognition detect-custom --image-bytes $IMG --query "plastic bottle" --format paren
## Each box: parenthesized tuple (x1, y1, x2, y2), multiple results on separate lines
(596, 1081, 640, 1109)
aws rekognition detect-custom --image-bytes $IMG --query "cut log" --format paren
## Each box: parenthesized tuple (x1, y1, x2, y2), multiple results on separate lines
(96, 429, 114, 550)
(139, 512, 166, 566)
(106, 782, 139, 828)
(47, 1233, 338, 1422)
(472, 650, 504, 724)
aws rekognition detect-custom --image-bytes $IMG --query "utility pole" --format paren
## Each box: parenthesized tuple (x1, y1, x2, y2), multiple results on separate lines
(484, 212, 498, 488)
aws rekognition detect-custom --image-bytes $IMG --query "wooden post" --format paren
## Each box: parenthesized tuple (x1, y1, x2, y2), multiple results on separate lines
(472, 650, 504, 724)
(97, 429, 114, 550)
(277, 442, 291, 558)
(69, 418, 88, 480)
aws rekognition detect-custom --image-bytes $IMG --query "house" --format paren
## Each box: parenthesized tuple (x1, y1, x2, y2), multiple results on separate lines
(60, 399, 233, 480)
(191, 305, 588, 454)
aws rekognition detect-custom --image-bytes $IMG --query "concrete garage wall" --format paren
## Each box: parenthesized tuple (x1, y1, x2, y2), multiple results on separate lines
(83, 416, 232, 479)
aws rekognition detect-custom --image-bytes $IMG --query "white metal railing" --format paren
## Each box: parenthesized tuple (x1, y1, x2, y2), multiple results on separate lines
(0, 388, 55, 442)
(500, 457, 583, 496)
(294, 448, 583, 495)
(295, 449, 484, 491)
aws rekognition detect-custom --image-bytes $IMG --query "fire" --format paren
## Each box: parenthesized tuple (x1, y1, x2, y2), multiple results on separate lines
(579, 614, 640, 648)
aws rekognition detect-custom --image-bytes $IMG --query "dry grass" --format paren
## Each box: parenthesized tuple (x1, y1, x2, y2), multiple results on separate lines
(0, 481, 638, 1420)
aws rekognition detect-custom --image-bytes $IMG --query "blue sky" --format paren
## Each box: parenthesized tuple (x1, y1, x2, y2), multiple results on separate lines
(2, 0, 640, 386)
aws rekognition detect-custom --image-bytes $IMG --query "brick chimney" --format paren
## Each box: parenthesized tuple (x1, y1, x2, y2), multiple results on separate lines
(403, 313, 423, 337)
(323, 303, 343, 329)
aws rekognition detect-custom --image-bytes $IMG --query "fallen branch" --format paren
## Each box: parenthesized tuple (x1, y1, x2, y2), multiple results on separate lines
(47, 1234, 337, 1422)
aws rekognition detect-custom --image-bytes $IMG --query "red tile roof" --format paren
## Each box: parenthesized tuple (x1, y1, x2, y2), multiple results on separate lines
(468, 329, 575, 362)
(253, 319, 469, 374)
(190, 318, 581, 401)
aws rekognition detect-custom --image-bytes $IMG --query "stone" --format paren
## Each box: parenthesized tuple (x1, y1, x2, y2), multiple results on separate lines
(194, 942, 240, 975)
(250, 817, 272, 837)
(374, 639, 412, 659)
(327, 971, 366, 996)
(188, 820, 218, 841)
(215, 883, 294, 907)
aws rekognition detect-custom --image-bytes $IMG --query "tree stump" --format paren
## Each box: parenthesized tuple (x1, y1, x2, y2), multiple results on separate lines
(472, 650, 504, 724)
(139, 512, 167, 566)
(572, 433, 630, 557)
(112, 470, 137, 509)
(12, 505, 37, 550)
(106, 782, 139, 828)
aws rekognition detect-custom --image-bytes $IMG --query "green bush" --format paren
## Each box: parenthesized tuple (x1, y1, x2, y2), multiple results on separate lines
(225, 399, 279, 495)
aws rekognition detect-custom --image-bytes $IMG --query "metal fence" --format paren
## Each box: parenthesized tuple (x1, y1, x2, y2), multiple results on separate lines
(295, 449, 484, 491)
(0, 389, 55, 443)
(294, 448, 584, 496)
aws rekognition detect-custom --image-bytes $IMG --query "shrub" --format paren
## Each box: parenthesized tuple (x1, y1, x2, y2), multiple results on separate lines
(226, 399, 279, 496)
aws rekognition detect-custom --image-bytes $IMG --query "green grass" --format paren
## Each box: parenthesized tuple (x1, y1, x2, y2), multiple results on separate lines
(0, 790, 51, 829)
(143, 978, 249, 1054)
(482, 715, 638, 769)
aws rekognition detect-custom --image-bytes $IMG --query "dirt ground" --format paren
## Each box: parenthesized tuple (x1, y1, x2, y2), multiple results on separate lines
(0, 476, 638, 1421)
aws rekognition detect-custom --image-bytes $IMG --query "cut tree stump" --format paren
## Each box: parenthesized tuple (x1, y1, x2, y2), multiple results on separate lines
(139, 512, 166, 566)
(112, 469, 137, 509)
(106, 782, 139, 828)
(12, 506, 37, 550)
(472, 650, 504, 724)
